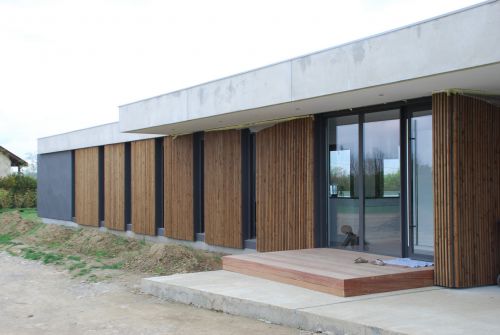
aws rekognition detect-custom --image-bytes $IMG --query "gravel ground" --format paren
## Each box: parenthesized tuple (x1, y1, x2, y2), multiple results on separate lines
(0, 252, 302, 335)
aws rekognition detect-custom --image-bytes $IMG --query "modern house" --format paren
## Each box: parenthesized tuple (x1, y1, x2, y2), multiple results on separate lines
(38, 1, 500, 290)
(0, 146, 27, 177)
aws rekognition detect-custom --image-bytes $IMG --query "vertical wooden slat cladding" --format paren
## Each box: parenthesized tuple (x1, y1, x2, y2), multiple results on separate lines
(433, 93, 500, 288)
(164, 135, 194, 241)
(75, 147, 100, 227)
(256, 118, 315, 252)
(131, 139, 156, 236)
(204, 130, 242, 249)
(104, 143, 125, 231)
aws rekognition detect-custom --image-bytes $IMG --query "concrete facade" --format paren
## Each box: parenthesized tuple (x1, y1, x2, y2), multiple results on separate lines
(36, 1, 500, 151)
(118, 0, 500, 136)
(37, 151, 73, 221)
(0, 152, 11, 177)
(38, 122, 162, 155)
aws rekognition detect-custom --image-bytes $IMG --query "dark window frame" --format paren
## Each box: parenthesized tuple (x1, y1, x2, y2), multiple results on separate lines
(315, 96, 432, 259)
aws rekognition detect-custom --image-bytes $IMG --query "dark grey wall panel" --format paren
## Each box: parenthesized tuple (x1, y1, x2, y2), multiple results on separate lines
(37, 151, 73, 221)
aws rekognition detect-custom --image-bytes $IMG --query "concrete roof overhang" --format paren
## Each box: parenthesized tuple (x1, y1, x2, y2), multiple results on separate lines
(118, 0, 500, 136)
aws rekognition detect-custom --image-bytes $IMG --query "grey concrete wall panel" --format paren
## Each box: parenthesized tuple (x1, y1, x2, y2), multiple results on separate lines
(119, 62, 291, 133)
(291, 1, 500, 100)
(37, 151, 73, 221)
(38, 122, 162, 154)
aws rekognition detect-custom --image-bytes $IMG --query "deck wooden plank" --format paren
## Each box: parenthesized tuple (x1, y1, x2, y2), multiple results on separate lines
(223, 248, 434, 297)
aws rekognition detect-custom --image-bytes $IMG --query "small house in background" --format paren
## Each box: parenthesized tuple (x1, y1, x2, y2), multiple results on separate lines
(0, 146, 28, 177)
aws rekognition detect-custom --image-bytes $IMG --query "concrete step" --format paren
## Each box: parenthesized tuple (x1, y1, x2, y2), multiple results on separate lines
(141, 270, 454, 335)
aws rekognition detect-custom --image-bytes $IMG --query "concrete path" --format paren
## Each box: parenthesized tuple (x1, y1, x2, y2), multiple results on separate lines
(142, 270, 500, 335)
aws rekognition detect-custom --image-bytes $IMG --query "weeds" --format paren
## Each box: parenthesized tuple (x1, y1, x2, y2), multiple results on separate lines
(100, 262, 123, 270)
(0, 234, 14, 245)
(1, 209, 223, 283)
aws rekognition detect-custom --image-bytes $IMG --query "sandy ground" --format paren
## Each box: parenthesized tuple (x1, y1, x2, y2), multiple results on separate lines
(0, 252, 302, 335)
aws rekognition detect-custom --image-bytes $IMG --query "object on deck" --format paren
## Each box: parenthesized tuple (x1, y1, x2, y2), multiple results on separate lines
(383, 258, 434, 268)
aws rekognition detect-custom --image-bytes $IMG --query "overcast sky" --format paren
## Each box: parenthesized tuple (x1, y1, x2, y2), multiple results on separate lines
(0, 0, 484, 160)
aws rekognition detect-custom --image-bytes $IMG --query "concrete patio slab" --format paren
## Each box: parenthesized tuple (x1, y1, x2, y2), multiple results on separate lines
(141, 270, 500, 334)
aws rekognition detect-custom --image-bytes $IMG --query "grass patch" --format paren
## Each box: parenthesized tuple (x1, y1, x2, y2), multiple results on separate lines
(76, 268, 92, 276)
(0, 208, 38, 221)
(22, 248, 45, 261)
(1, 209, 223, 279)
(22, 248, 64, 264)
(100, 262, 123, 270)
(0, 234, 14, 245)
(94, 250, 111, 258)
(68, 261, 87, 271)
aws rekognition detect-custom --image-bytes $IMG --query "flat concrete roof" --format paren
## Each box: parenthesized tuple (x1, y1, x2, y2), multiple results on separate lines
(118, 0, 500, 135)
(38, 122, 162, 154)
(38, 0, 500, 153)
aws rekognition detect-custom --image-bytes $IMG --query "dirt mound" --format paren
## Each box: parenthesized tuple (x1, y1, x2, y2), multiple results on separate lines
(0, 211, 39, 236)
(23, 224, 75, 245)
(1, 209, 222, 281)
(125, 243, 221, 275)
(64, 229, 144, 257)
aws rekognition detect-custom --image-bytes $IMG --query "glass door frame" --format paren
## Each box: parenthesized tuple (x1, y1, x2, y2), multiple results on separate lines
(314, 97, 432, 260)
(406, 106, 434, 261)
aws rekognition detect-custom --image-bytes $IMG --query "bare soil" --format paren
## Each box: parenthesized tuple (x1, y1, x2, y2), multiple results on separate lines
(0, 211, 304, 334)
(0, 252, 302, 335)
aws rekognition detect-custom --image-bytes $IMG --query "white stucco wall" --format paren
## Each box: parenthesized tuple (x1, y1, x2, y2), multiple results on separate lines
(0, 153, 12, 178)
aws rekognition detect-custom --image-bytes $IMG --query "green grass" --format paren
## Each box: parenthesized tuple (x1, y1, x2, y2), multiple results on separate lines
(0, 234, 14, 245)
(0, 208, 38, 221)
(68, 261, 87, 271)
(94, 250, 111, 258)
(21, 248, 65, 264)
(100, 262, 123, 270)
(76, 268, 92, 276)
(67, 255, 81, 261)
(22, 248, 45, 261)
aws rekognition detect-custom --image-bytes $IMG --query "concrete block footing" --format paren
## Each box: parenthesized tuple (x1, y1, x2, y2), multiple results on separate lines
(141, 275, 399, 335)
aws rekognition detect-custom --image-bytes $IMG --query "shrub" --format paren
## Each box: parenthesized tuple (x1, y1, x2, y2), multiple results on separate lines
(0, 175, 36, 194)
(24, 190, 37, 208)
(0, 175, 37, 208)
(13, 193, 25, 208)
(0, 189, 12, 209)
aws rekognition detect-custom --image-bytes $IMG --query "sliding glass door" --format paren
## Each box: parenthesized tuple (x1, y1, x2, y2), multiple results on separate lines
(327, 116, 360, 248)
(409, 110, 433, 258)
(326, 106, 433, 259)
(363, 110, 401, 256)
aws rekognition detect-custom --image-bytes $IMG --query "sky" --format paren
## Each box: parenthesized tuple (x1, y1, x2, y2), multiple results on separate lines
(0, 0, 485, 161)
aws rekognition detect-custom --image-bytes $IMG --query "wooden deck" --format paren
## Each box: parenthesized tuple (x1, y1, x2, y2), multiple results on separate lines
(223, 248, 434, 297)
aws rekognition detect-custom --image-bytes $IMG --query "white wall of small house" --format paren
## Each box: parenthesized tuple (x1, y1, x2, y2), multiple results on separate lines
(0, 153, 12, 178)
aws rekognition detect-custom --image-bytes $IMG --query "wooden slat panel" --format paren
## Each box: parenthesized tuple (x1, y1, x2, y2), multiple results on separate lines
(256, 118, 315, 252)
(75, 147, 100, 227)
(104, 143, 125, 231)
(204, 130, 242, 248)
(131, 139, 156, 236)
(433, 93, 500, 288)
(164, 135, 194, 241)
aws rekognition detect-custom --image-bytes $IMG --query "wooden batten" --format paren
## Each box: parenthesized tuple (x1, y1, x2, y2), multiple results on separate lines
(104, 143, 125, 231)
(433, 93, 500, 288)
(131, 139, 157, 236)
(255, 118, 315, 252)
(164, 135, 195, 241)
(204, 130, 243, 249)
(74, 147, 100, 227)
